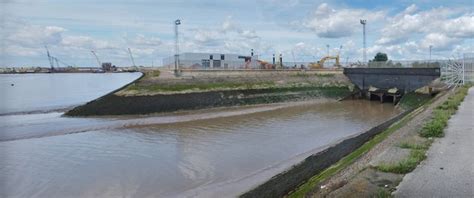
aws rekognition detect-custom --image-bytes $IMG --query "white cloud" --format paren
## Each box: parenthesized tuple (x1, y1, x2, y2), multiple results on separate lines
(440, 15, 474, 38)
(376, 5, 472, 45)
(420, 33, 461, 50)
(304, 3, 385, 38)
(127, 34, 162, 46)
(7, 24, 65, 47)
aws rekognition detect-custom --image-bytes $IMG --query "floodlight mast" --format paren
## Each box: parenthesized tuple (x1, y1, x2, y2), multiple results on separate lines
(174, 19, 181, 76)
(326, 44, 330, 56)
(360, 19, 367, 64)
(429, 45, 433, 66)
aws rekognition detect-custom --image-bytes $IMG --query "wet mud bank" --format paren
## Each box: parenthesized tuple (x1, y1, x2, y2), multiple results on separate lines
(240, 109, 412, 198)
(65, 86, 350, 116)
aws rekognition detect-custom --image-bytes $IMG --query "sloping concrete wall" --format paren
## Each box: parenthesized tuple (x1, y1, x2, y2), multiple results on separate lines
(344, 68, 440, 93)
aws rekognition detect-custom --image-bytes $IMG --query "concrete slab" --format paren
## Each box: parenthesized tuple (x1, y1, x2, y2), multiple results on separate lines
(395, 88, 474, 198)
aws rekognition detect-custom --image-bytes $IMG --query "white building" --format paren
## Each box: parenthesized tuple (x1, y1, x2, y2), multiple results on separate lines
(163, 52, 259, 69)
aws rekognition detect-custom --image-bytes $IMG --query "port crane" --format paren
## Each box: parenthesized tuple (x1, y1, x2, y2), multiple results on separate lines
(45, 45, 55, 70)
(45, 46, 75, 71)
(128, 48, 136, 67)
(91, 50, 102, 68)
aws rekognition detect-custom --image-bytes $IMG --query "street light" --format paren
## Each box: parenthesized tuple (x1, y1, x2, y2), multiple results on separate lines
(326, 44, 330, 56)
(360, 19, 367, 64)
(174, 19, 181, 76)
(429, 45, 433, 66)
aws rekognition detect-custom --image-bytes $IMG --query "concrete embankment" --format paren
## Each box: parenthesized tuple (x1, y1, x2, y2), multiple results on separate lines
(66, 70, 351, 116)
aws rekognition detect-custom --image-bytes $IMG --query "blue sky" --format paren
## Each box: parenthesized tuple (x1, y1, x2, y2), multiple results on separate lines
(1, 0, 473, 67)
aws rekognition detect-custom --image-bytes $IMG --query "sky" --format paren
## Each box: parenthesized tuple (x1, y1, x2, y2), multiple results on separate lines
(1, 0, 473, 67)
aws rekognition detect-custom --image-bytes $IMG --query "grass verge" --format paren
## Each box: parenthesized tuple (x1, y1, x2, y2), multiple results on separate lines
(398, 92, 432, 110)
(375, 85, 470, 175)
(125, 81, 276, 92)
(375, 149, 427, 174)
(419, 85, 470, 137)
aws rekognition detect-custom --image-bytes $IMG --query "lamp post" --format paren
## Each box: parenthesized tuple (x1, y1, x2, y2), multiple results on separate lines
(174, 19, 181, 76)
(326, 44, 330, 56)
(360, 19, 367, 64)
(429, 45, 433, 67)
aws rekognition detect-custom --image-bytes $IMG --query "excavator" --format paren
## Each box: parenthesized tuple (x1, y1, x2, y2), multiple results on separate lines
(309, 55, 341, 69)
(310, 45, 343, 69)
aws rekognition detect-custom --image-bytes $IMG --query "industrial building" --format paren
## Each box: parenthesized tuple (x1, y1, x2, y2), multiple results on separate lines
(163, 52, 259, 69)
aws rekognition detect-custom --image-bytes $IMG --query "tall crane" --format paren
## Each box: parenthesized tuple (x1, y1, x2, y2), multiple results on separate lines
(128, 48, 136, 67)
(91, 50, 101, 68)
(44, 45, 54, 70)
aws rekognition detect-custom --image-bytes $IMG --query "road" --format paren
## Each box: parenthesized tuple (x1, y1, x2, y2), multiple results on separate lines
(395, 87, 474, 197)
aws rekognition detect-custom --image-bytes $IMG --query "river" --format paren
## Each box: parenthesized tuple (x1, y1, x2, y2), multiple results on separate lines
(0, 73, 401, 197)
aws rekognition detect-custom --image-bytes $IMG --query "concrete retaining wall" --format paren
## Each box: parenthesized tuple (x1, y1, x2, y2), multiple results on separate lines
(344, 68, 440, 93)
(65, 86, 350, 116)
(240, 109, 412, 198)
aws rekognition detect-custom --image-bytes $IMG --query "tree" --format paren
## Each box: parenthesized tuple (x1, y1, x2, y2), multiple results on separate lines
(373, 52, 388, 62)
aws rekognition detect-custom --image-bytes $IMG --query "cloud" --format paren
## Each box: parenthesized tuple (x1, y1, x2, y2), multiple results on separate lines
(185, 16, 264, 54)
(376, 5, 473, 45)
(304, 3, 385, 38)
(420, 33, 462, 50)
(127, 34, 162, 46)
(6, 24, 66, 47)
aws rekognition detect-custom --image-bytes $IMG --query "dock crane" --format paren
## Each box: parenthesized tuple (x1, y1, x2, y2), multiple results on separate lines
(45, 45, 55, 71)
(128, 48, 136, 67)
(91, 50, 102, 68)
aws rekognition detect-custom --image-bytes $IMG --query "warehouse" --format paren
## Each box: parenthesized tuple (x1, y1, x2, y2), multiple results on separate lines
(163, 52, 259, 69)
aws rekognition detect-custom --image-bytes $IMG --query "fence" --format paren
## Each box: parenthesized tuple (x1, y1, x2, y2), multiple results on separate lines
(163, 56, 474, 83)
(463, 53, 474, 84)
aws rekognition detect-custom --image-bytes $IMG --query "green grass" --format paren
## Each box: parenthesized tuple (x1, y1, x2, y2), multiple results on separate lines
(398, 92, 432, 110)
(420, 85, 470, 137)
(126, 81, 276, 92)
(147, 70, 161, 77)
(377, 85, 470, 174)
(398, 140, 432, 150)
(287, 108, 421, 198)
(375, 149, 427, 174)
(316, 73, 336, 77)
(376, 187, 393, 198)
(125, 79, 350, 95)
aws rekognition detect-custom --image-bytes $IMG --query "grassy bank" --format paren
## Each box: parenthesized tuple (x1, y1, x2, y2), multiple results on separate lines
(286, 89, 445, 197)
(398, 92, 433, 110)
(419, 86, 470, 137)
(373, 85, 470, 175)
(287, 107, 423, 198)
(117, 70, 350, 96)
(125, 81, 277, 93)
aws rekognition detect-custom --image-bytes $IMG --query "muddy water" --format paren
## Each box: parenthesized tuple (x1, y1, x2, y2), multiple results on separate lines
(0, 100, 400, 197)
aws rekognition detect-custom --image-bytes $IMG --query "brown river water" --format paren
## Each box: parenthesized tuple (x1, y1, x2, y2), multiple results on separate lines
(0, 99, 400, 197)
